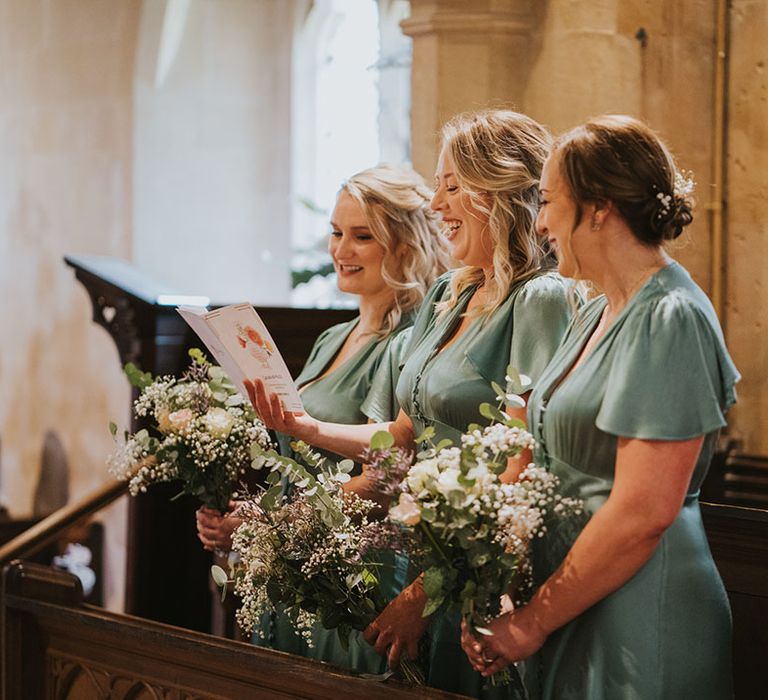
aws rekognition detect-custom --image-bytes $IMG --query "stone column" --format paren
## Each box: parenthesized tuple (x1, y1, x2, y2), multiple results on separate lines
(401, 0, 534, 178)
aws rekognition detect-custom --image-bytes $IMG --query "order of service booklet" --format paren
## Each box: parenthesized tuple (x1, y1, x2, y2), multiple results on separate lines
(176, 303, 304, 414)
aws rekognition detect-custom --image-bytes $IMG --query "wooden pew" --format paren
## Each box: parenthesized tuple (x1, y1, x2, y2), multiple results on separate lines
(2, 560, 463, 699)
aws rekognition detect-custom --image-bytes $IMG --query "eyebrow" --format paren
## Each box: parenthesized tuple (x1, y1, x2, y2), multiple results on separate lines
(330, 222, 371, 231)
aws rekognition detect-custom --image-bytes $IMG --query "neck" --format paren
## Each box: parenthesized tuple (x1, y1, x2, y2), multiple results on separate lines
(356, 290, 395, 335)
(594, 242, 671, 314)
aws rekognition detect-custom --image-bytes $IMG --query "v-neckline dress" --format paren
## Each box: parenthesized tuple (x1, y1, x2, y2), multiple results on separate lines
(524, 261, 740, 700)
(395, 270, 574, 699)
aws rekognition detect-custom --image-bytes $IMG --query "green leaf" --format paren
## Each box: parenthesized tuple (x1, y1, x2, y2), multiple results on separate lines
(370, 430, 395, 450)
(211, 565, 228, 588)
(108, 421, 118, 437)
(260, 484, 284, 511)
(504, 417, 527, 430)
(491, 381, 507, 400)
(434, 438, 453, 452)
(479, 402, 505, 423)
(414, 425, 436, 444)
(422, 595, 445, 617)
(422, 567, 444, 598)
(337, 459, 355, 474)
(189, 347, 209, 365)
(124, 362, 154, 390)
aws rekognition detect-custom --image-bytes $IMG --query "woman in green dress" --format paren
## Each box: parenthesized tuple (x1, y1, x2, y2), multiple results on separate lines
(248, 110, 575, 698)
(196, 164, 450, 673)
(462, 116, 739, 699)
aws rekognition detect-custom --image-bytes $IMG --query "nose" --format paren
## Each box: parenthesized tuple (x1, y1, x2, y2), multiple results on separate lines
(430, 185, 446, 212)
(535, 207, 547, 237)
(331, 232, 351, 259)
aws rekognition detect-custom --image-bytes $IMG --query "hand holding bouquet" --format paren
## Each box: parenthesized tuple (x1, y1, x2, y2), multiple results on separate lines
(212, 441, 423, 682)
(108, 349, 272, 512)
(367, 367, 583, 686)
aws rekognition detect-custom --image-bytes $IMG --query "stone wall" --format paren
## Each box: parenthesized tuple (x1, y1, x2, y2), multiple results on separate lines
(405, 0, 768, 454)
(0, 0, 140, 609)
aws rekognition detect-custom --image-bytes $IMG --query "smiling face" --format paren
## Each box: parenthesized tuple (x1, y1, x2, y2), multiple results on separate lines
(537, 151, 595, 280)
(328, 190, 390, 299)
(430, 146, 494, 269)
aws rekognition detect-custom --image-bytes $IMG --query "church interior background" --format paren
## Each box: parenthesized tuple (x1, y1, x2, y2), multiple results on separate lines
(0, 0, 765, 624)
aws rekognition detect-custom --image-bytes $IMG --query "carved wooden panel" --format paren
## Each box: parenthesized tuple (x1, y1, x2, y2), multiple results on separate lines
(50, 654, 211, 700)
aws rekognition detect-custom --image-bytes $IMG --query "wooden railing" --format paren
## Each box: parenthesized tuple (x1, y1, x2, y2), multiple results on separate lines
(2, 560, 464, 700)
(0, 480, 126, 566)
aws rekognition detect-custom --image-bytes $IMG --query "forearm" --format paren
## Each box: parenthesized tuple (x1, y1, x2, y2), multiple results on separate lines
(301, 420, 392, 461)
(521, 500, 665, 636)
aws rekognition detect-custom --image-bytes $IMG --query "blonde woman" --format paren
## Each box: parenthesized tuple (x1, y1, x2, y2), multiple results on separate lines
(249, 110, 574, 698)
(462, 116, 739, 699)
(197, 164, 450, 673)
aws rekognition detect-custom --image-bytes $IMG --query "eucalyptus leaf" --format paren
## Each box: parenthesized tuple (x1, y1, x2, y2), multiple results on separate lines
(109, 421, 118, 437)
(211, 564, 228, 588)
(434, 438, 453, 452)
(414, 425, 436, 444)
(479, 402, 505, 423)
(370, 430, 395, 450)
(260, 484, 284, 511)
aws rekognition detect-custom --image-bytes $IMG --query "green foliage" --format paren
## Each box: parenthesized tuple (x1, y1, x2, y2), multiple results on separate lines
(123, 362, 153, 390)
(370, 430, 395, 450)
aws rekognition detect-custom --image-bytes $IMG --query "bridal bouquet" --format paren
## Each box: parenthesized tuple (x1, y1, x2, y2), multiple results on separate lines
(107, 349, 271, 511)
(212, 441, 422, 682)
(366, 368, 583, 686)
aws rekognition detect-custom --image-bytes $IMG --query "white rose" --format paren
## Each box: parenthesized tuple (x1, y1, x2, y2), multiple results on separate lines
(406, 458, 439, 494)
(204, 407, 235, 438)
(389, 492, 422, 526)
(167, 408, 194, 432)
(436, 467, 462, 497)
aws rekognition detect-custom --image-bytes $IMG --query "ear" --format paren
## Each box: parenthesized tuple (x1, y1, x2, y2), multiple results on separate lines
(590, 199, 613, 231)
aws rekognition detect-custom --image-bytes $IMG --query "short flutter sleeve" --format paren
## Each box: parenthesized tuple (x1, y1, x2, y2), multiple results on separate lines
(508, 274, 574, 387)
(595, 294, 740, 440)
(361, 328, 412, 423)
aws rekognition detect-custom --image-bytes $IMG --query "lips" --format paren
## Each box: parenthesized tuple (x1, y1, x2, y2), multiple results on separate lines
(443, 218, 462, 241)
(336, 263, 363, 274)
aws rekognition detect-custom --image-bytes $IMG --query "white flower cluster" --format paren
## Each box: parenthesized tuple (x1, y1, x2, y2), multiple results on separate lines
(108, 359, 271, 511)
(226, 480, 401, 647)
(388, 412, 582, 629)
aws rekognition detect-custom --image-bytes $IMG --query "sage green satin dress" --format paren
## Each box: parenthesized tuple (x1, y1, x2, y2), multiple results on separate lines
(524, 262, 739, 700)
(259, 316, 412, 674)
(395, 270, 574, 699)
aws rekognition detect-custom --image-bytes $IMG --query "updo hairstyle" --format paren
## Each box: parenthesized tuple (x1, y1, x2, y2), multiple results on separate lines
(554, 115, 694, 243)
(342, 165, 451, 338)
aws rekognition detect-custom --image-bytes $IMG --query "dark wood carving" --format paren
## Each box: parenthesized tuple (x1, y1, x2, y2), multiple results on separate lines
(65, 255, 356, 633)
(3, 561, 464, 700)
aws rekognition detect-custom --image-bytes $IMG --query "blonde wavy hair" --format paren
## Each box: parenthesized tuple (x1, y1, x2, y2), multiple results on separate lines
(436, 110, 553, 318)
(342, 165, 451, 338)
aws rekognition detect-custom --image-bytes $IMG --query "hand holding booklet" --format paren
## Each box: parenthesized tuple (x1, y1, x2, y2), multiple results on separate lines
(176, 303, 304, 414)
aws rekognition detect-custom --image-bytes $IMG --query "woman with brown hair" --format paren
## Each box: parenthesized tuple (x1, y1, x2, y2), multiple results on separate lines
(462, 115, 739, 699)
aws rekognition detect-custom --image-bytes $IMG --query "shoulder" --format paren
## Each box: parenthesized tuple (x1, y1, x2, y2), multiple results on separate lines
(510, 272, 574, 322)
(513, 271, 571, 305)
(632, 265, 724, 342)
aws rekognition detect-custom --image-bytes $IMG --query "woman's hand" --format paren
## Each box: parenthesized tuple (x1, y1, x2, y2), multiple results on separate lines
(195, 504, 243, 553)
(460, 608, 548, 677)
(244, 378, 316, 439)
(364, 578, 430, 668)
